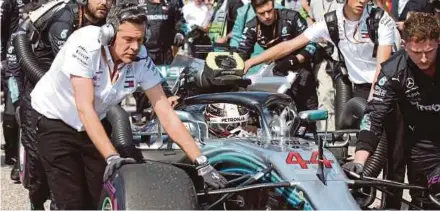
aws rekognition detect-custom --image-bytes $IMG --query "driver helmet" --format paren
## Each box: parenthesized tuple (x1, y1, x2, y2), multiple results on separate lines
(204, 103, 250, 137)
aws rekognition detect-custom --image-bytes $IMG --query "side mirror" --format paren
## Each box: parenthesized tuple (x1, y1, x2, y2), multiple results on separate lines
(298, 109, 328, 122)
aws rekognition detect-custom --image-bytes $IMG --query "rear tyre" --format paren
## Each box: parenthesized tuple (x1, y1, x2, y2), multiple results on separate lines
(100, 161, 197, 210)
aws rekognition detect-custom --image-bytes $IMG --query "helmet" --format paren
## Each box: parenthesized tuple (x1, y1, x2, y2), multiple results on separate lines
(204, 103, 250, 137)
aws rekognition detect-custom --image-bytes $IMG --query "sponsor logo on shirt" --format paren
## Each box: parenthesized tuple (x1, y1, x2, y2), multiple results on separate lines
(360, 114, 371, 131)
(124, 80, 135, 88)
(378, 76, 387, 86)
(410, 101, 440, 112)
(73, 46, 89, 66)
(60, 29, 69, 39)
(146, 14, 168, 20)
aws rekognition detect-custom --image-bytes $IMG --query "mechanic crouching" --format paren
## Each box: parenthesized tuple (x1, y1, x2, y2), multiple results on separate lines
(29, 3, 227, 209)
(344, 13, 440, 209)
(236, 0, 318, 124)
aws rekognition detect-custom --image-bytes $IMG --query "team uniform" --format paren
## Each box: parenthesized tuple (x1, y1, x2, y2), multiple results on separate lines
(31, 25, 162, 209)
(358, 48, 440, 209)
(303, 6, 396, 93)
(14, 3, 103, 208)
(238, 9, 318, 115)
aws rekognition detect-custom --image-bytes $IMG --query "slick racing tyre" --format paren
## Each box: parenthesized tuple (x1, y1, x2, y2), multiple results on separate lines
(100, 162, 197, 210)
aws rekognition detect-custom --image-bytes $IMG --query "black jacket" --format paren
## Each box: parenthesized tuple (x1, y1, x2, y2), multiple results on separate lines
(237, 8, 317, 71)
(357, 47, 440, 154)
(1, 0, 20, 60)
(139, 0, 185, 50)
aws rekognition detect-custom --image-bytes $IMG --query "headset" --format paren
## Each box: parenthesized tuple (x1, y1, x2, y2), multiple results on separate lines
(98, 2, 148, 46)
(76, 0, 88, 6)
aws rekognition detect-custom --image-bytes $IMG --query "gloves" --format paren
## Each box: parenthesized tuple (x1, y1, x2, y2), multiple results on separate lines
(195, 156, 228, 189)
(103, 153, 136, 181)
(342, 162, 364, 175)
(174, 33, 185, 46)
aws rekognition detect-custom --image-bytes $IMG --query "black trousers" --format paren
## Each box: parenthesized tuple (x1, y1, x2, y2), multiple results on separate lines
(407, 139, 440, 209)
(33, 109, 110, 209)
(3, 88, 19, 162)
(20, 91, 52, 207)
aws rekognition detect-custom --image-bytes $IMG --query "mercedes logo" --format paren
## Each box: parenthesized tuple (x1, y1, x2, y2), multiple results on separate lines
(406, 78, 415, 88)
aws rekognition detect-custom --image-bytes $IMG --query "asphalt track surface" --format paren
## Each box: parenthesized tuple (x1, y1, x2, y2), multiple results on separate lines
(0, 103, 411, 210)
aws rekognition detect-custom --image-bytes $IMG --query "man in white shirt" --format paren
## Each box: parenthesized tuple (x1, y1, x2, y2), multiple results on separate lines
(308, 0, 344, 131)
(244, 0, 396, 96)
(182, 0, 213, 30)
(30, 3, 227, 209)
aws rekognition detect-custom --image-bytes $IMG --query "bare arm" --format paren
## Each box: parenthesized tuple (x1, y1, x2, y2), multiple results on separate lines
(71, 76, 117, 159)
(245, 34, 311, 71)
(368, 45, 393, 100)
(145, 84, 201, 162)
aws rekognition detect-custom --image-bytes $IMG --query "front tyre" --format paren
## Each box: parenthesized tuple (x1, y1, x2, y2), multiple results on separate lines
(100, 161, 197, 210)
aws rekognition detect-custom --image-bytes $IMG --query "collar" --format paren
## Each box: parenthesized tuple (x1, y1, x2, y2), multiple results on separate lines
(102, 46, 126, 70)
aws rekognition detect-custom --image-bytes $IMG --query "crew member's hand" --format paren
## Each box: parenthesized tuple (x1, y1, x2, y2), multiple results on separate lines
(104, 154, 137, 181)
(216, 36, 228, 44)
(197, 163, 228, 189)
(174, 33, 185, 46)
(342, 162, 364, 175)
(167, 96, 180, 108)
(244, 60, 252, 74)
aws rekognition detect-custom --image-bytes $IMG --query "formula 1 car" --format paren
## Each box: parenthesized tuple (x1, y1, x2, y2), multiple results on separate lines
(101, 90, 440, 210)
(98, 51, 439, 210)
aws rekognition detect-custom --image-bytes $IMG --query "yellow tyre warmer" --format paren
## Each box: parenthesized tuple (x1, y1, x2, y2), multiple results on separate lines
(205, 51, 244, 77)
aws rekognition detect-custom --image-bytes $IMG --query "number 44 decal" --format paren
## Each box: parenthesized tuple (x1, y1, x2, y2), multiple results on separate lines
(286, 151, 334, 169)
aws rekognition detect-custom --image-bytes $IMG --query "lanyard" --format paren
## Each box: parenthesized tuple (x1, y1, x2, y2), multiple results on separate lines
(321, 0, 334, 16)
(101, 47, 120, 85)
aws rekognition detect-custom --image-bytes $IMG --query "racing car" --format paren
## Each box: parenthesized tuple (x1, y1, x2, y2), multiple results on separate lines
(98, 51, 440, 210)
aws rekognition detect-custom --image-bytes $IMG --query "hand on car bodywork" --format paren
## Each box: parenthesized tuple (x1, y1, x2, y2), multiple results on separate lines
(104, 154, 137, 181)
(197, 164, 228, 189)
(168, 96, 180, 108)
(342, 162, 364, 175)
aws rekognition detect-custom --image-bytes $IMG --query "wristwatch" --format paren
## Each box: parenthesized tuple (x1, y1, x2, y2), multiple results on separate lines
(194, 155, 208, 166)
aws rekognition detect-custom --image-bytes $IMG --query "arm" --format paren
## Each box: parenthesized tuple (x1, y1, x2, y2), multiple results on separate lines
(245, 17, 329, 71)
(292, 11, 317, 64)
(368, 45, 393, 100)
(355, 70, 398, 164)
(71, 75, 117, 159)
(368, 13, 396, 100)
(47, 9, 74, 55)
(237, 20, 258, 60)
(245, 34, 310, 71)
(229, 5, 249, 47)
(145, 84, 201, 162)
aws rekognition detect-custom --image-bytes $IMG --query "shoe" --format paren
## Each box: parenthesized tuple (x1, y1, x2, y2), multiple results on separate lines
(10, 162, 20, 181)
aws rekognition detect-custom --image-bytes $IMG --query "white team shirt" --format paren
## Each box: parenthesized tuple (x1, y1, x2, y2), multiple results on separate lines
(303, 7, 396, 84)
(31, 25, 162, 131)
(182, 1, 213, 29)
